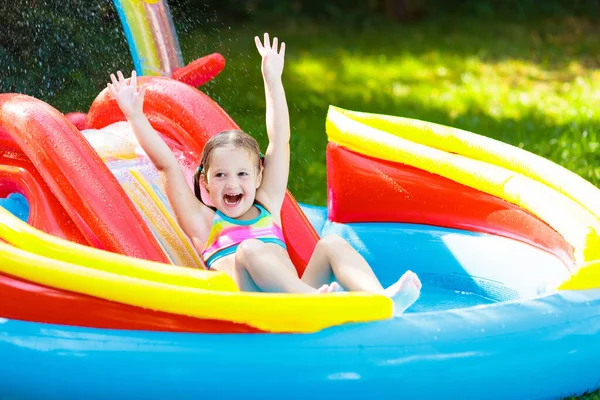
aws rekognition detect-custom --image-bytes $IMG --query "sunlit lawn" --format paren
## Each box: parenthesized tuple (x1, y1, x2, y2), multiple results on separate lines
(188, 16, 600, 206)
(52, 14, 600, 207)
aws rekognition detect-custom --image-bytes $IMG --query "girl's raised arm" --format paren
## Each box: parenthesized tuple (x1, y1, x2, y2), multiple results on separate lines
(254, 33, 291, 216)
(108, 71, 213, 241)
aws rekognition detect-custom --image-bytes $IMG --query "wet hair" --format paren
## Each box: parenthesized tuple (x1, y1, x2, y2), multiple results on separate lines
(193, 130, 264, 206)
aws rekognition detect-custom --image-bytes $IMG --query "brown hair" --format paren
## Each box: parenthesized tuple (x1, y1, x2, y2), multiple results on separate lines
(193, 130, 263, 205)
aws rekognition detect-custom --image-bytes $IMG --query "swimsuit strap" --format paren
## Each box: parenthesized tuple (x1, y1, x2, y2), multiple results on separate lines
(201, 204, 286, 268)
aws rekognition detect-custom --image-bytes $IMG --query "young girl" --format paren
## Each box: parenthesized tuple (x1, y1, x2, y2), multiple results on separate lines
(108, 33, 421, 315)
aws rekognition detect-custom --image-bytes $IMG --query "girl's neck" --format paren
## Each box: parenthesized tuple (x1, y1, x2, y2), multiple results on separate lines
(217, 203, 261, 222)
(236, 205, 260, 221)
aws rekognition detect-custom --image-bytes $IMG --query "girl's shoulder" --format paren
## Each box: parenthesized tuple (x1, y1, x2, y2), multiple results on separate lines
(254, 193, 282, 226)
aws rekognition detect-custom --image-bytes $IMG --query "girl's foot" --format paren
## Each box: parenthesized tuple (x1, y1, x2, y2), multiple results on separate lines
(384, 270, 422, 315)
(316, 281, 343, 294)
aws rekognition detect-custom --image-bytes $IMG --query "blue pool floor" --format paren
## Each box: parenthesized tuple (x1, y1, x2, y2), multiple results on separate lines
(405, 286, 496, 313)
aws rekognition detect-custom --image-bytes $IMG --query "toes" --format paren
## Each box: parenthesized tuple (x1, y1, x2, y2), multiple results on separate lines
(316, 282, 343, 294)
(329, 282, 343, 292)
(316, 284, 329, 294)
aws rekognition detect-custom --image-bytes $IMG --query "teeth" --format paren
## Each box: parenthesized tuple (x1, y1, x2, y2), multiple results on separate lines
(224, 194, 242, 205)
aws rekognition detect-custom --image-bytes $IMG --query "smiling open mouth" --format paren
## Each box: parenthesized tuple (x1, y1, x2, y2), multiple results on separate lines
(224, 194, 243, 205)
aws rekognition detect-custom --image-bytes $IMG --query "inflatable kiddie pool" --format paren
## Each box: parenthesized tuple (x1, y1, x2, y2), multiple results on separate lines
(1, 1, 600, 399)
(1, 79, 600, 399)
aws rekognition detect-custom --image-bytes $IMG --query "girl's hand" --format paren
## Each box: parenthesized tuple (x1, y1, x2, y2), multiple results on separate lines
(108, 70, 147, 118)
(254, 33, 285, 84)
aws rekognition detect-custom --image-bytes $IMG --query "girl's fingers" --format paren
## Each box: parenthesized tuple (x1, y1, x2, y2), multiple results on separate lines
(255, 34, 285, 57)
(110, 73, 120, 90)
(137, 84, 148, 102)
(131, 70, 137, 90)
(117, 70, 126, 85)
(254, 36, 264, 52)
(107, 83, 117, 97)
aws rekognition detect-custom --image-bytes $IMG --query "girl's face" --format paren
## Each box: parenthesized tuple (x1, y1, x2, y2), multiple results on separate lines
(204, 146, 262, 218)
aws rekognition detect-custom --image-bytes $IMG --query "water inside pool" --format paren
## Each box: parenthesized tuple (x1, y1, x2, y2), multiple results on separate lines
(406, 286, 496, 313)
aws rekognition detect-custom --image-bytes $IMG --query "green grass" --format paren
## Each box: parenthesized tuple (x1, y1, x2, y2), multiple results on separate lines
(189, 16, 600, 205)
(51, 14, 600, 206)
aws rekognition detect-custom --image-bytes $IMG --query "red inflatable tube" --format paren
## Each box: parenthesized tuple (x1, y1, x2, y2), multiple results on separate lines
(88, 76, 237, 157)
(0, 271, 261, 333)
(0, 153, 88, 245)
(172, 53, 226, 87)
(280, 190, 320, 277)
(0, 129, 86, 243)
(88, 77, 319, 276)
(0, 93, 169, 263)
(326, 143, 575, 268)
(65, 111, 89, 130)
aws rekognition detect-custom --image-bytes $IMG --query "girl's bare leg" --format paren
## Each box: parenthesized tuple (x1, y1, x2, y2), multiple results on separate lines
(301, 234, 422, 314)
(233, 239, 320, 293)
(301, 235, 385, 292)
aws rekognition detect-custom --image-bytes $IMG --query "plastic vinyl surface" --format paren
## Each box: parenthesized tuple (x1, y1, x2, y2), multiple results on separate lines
(326, 105, 600, 263)
(112, 0, 162, 75)
(1, 206, 598, 398)
(1, 213, 598, 400)
(0, 78, 375, 333)
(113, 0, 184, 77)
(2, 302, 597, 400)
(64, 112, 89, 130)
(113, 0, 223, 84)
(1, 210, 597, 398)
(560, 259, 600, 290)
(142, 0, 184, 76)
(0, 200, 392, 333)
(0, 271, 260, 333)
(326, 143, 575, 269)
(336, 106, 600, 221)
(0, 141, 88, 245)
(0, 205, 236, 291)
(320, 220, 569, 299)
(0, 94, 169, 262)
(0, 191, 255, 333)
(171, 53, 226, 87)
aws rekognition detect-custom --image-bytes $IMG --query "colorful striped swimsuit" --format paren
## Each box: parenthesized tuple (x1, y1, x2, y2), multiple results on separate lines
(201, 204, 287, 268)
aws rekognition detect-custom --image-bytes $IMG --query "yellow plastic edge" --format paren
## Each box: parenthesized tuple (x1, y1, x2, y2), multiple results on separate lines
(0, 239, 393, 333)
(333, 106, 600, 222)
(558, 260, 600, 290)
(326, 106, 600, 264)
(0, 205, 236, 291)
